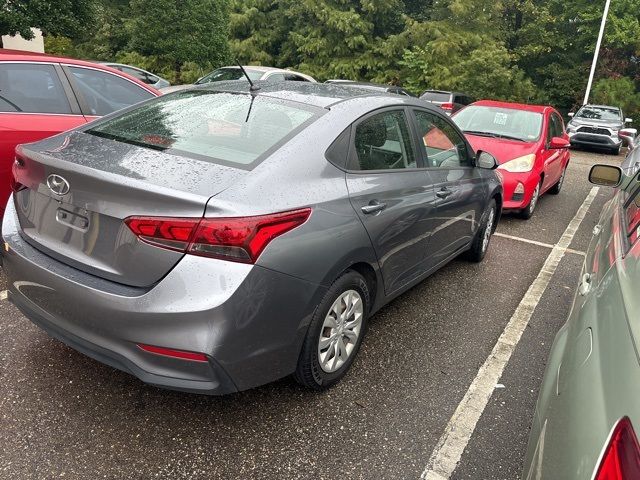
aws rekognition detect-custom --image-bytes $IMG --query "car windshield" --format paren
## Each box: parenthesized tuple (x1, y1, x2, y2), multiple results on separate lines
(196, 68, 263, 85)
(86, 90, 319, 167)
(421, 91, 451, 102)
(453, 105, 543, 142)
(575, 106, 621, 122)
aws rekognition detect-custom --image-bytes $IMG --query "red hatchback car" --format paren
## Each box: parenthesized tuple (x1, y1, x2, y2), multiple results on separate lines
(0, 49, 161, 217)
(453, 100, 570, 219)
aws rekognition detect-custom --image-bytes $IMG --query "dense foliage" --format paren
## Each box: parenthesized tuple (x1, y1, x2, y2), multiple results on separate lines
(0, 0, 96, 47)
(33, 0, 640, 117)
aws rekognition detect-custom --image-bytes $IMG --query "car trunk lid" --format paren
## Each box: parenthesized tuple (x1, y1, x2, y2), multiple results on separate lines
(12, 132, 246, 287)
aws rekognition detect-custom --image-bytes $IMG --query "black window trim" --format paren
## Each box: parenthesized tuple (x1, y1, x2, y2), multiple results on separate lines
(0, 60, 82, 116)
(409, 106, 476, 170)
(60, 63, 155, 117)
(344, 106, 426, 174)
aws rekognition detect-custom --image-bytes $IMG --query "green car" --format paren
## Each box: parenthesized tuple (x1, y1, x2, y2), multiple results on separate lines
(523, 163, 640, 479)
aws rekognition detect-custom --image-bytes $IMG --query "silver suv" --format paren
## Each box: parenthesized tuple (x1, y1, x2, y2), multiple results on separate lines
(566, 104, 632, 155)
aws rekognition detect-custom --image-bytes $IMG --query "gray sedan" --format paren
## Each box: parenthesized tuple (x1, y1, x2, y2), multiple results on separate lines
(2, 82, 501, 394)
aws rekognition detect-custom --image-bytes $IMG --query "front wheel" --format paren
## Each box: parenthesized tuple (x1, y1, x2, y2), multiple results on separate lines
(610, 145, 622, 156)
(519, 179, 541, 220)
(465, 199, 496, 263)
(294, 270, 370, 390)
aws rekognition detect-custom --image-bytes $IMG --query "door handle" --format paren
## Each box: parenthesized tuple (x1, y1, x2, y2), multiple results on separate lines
(436, 187, 453, 199)
(578, 272, 592, 296)
(361, 201, 387, 215)
(593, 225, 602, 236)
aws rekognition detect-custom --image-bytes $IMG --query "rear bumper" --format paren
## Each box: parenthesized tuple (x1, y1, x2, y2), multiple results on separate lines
(2, 201, 326, 394)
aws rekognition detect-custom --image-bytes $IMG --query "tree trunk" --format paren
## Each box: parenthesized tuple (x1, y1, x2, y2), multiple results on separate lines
(175, 60, 181, 85)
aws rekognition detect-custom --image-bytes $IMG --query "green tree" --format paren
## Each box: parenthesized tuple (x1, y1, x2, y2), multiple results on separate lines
(128, 0, 231, 83)
(593, 77, 640, 122)
(0, 0, 96, 47)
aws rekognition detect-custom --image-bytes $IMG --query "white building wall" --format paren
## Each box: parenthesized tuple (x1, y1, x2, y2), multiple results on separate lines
(2, 29, 45, 53)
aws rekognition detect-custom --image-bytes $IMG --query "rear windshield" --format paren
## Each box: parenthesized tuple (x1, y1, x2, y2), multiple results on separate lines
(420, 91, 451, 102)
(86, 90, 320, 168)
(196, 68, 263, 85)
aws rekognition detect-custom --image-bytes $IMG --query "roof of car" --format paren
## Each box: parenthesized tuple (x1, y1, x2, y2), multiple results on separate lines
(1, 48, 105, 67)
(582, 104, 621, 111)
(0, 49, 160, 94)
(325, 81, 402, 91)
(471, 99, 550, 114)
(193, 80, 422, 109)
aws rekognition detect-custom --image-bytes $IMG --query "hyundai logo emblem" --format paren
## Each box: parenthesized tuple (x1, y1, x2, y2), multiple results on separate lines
(46, 174, 70, 196)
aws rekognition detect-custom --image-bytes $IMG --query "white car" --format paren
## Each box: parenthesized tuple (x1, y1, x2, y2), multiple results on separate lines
(161, 66, 316, 93)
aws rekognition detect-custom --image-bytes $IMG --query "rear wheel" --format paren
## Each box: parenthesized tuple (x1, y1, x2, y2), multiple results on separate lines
(294, 270, 370, 390)
(466, 199, 496, 263)
(610, 145, 622, 156)
(548, 167, 566, 195)
(519, 179, 541, 220)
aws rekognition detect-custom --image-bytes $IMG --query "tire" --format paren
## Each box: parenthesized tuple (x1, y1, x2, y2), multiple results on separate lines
(519, 179, 542, 220)
(294, 270, 370, 390)
(465, 199, 497, 263)
(548, 167, 566, 195)
(610, 145, 621, 156)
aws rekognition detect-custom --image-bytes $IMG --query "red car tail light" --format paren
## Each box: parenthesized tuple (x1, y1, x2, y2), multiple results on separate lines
(10, 157, 27, 193)
(594, 417, 640, 480)
(137, 343, 208, 362)
(440, 102, 454, 111)
(125, 208, 311, 264)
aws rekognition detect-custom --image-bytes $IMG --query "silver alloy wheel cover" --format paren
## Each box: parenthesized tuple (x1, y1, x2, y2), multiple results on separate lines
(482, 207, 495, 253)
(529, 183, 540, 213)
(318, 289, 364, 373)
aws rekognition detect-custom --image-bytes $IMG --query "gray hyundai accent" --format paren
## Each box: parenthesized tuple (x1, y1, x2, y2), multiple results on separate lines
(2, 82, 501, 394)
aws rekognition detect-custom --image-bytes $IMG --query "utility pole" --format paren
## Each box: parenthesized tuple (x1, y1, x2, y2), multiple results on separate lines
(583, 0, 612, 105)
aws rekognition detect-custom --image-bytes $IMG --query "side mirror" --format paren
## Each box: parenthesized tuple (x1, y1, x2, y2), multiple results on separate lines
(476, 150, 498, 169)
(568, 112, 575, 117)
(589, 164, 623, 187)
(625, 118, 633, 123)
(549, 136, 570, 149)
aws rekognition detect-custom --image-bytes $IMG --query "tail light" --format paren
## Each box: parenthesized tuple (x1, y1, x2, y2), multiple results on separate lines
(125, 208, 311, 264)
(440, 102, 454, 111)
(594, 417, 640, 480)
(9, 174, 26, 193)
(10, 157, 26, 193)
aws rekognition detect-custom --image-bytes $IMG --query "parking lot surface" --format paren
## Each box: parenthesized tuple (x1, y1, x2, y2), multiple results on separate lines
(0, 149, 622, 479)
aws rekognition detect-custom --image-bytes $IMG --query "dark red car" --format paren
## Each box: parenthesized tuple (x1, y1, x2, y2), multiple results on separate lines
(0, 49, 161, 217)
(453, 100, 570, 219)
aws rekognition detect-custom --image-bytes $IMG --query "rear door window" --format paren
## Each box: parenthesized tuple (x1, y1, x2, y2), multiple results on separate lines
(350, 110, 416, 171)
(86, 90, 320, 168)
(420, 91, 451, 103)
(67, 66, 154, 116)
(121, 66, 157, 85)
(284, 73, 309, 82)
(0, 63, 72, 114)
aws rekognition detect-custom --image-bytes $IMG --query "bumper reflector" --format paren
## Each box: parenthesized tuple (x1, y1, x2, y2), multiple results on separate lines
(137, 344, 208, 362)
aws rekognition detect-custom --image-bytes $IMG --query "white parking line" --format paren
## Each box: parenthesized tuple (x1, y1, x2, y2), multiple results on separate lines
(0, 290, 7, 301)
(494, 232, 586, 256)
(420, 187, 599, 480)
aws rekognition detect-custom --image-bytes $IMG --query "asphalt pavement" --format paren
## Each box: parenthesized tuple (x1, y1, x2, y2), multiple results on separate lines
(0, 148, 624, 479)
